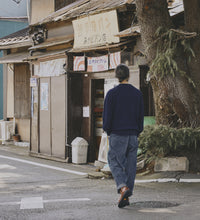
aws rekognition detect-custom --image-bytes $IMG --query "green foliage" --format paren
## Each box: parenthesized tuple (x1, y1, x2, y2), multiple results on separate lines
(138, 125, 200, 162)
(149, 27, 196, 87)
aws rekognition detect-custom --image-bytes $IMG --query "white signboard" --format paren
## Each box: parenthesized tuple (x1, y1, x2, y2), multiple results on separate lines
(87, 55, 108, 72)
(73, 10, 120, 48)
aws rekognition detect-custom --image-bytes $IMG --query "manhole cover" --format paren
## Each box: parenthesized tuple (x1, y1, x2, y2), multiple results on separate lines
(131, 201, 180, 208)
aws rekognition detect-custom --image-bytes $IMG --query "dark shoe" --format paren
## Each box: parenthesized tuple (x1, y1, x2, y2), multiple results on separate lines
(118, 186, 132, 208)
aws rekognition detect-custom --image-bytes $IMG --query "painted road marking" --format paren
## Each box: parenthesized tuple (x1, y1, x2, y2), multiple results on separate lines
(0, 201, 21, 206)
(43, 198, 91, 203)
(179, 179, 200, 183)
(1, 156, 200, 183)
(0, 155, 87, 176)
(20, 197, 43, 210)
(0, 197, 91, 209)
(0, 164, 16, 170)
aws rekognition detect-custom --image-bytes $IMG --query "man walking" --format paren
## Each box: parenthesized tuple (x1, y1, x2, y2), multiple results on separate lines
(103, 64, 144, 208)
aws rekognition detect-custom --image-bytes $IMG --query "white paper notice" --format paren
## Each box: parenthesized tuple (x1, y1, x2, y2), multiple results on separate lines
(40, 83, 48, 111)
(83, 106, 90, 118)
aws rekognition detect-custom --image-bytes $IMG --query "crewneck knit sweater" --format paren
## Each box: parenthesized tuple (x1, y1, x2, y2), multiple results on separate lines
(103, 83, 144, 136)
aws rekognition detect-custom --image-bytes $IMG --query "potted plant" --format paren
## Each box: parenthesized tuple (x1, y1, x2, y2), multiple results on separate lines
(12, 124, 20, 142)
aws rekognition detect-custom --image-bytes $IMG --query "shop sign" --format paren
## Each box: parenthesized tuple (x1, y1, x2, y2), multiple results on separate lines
(72, 10, 120, 48)
(73, 56, 85, 71)
(109, 52, 121, 69)
(87, 55, 108, 72)
(30, 77, 38, 87)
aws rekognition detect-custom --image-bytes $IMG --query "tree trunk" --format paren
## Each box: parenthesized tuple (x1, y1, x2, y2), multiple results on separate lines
(136, 0, 200, 127)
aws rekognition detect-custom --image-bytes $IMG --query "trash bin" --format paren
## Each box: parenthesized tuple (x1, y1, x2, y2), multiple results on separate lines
(71, 137, 88, 164)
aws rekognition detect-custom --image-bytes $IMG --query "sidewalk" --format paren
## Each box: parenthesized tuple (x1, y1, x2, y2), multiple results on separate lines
(1, 143, 200, 183)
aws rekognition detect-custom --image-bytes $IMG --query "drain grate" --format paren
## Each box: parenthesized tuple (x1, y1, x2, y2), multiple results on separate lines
(131, 201, 180, 209)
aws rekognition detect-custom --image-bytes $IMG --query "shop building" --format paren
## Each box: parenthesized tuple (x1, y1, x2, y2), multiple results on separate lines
(0, 0, 183, 162)
(66, 8, 153, 162)
(0, 27, 31, 142)
(27, 0, 153, 162)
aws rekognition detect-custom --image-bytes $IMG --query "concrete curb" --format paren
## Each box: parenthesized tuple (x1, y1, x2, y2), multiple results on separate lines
(135, 178, 200, 183)
(179, 179, 200, 183)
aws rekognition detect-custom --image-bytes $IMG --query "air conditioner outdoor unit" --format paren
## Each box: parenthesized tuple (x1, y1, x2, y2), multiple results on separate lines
(0, 120, 15, 143)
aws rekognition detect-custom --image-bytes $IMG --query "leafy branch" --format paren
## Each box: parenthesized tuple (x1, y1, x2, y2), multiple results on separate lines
(148, 27, 196, 87)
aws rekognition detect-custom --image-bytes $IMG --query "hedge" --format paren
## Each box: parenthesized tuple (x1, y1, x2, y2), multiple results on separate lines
(138, 125, 200, 171)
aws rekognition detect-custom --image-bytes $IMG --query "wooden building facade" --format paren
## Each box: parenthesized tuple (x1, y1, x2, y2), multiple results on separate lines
(0, 0, 183, 162)
(27, 0, 155, 162)
(0, 27, 31, 142)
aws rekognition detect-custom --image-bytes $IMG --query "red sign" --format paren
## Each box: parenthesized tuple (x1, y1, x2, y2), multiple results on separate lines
(73, 56, 85, 71)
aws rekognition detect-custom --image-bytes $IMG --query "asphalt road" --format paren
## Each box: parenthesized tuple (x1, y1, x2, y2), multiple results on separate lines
(0, 148, 200, 220)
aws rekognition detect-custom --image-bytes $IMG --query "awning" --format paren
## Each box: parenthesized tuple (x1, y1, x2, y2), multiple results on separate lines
(29, 36, 74, 51)
(0, 27, 31, 49)
(27, 49, 69, 60)
(0, 52, 29, 64)
(115, 25, 140, 37)
(68, 39, 134, 53)
(31, 0, 135, 26)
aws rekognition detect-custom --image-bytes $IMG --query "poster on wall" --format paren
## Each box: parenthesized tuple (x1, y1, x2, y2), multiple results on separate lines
(104, 78, 119, 97)
(109, 52, 121, 69)
(73, 56, 85, 71)
(30, 77, 38, 87)
(87, 55, 108, 72)
(34, 58, 66, 77)
(40, 83, 48, 111)
(83, 106, 90, 118)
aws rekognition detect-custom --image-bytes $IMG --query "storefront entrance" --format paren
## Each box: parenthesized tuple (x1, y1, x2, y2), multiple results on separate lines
(91, 79, 104, 160)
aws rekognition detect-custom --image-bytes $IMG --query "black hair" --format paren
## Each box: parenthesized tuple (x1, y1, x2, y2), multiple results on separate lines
(115, 64, 129, 82)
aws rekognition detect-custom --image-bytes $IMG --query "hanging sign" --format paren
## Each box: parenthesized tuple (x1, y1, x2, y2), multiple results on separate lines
(72, 10, 120, 48)
(73, 56, 85, 71)
(109, 52, 121, 69)
(87, 55, 108, 72)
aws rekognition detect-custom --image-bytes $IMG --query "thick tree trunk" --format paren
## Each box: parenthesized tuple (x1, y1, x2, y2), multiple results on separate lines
(183, 0, 200, 98)
(136, 0, 200, 127)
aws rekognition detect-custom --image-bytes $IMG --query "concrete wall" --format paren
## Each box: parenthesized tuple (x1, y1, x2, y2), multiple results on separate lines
(0, 20, 28, 119)
(16, 118, 30, 142)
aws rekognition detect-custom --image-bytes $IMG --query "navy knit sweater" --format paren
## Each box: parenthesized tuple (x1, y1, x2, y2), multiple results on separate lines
(103, 84, 144, 136)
